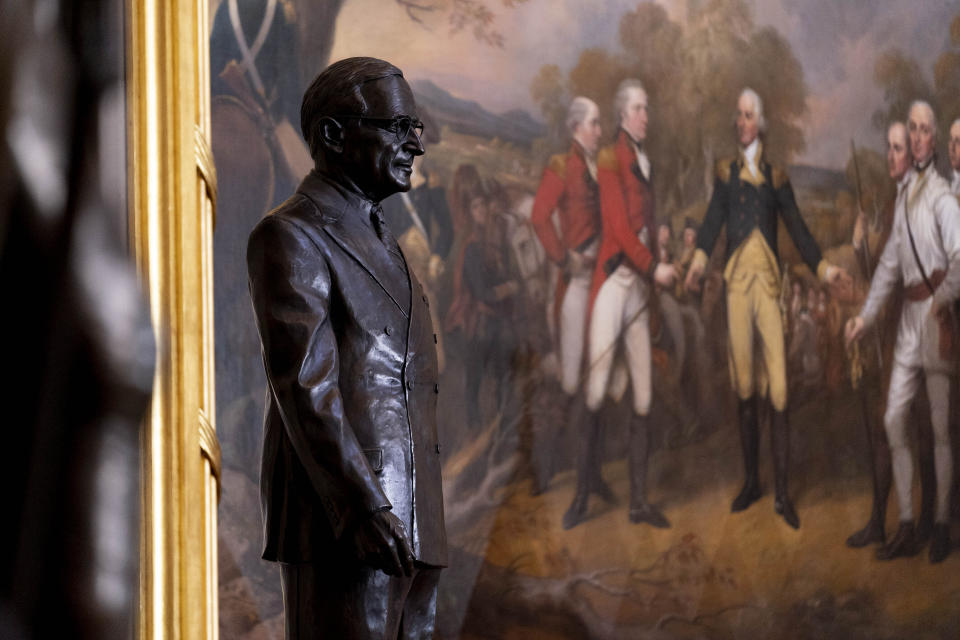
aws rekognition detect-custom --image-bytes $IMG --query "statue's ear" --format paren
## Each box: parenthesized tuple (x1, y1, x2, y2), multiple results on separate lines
(318, 117, 345, 154)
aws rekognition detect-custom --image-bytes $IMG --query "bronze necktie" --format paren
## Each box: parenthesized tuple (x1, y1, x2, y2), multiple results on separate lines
(371, 205, 407, 274)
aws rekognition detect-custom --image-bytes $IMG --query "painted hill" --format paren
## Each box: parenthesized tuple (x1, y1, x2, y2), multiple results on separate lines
(788, 164, 848, 192)
(411, 78, 546, 147)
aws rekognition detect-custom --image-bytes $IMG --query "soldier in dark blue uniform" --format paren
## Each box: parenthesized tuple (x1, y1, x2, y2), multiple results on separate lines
(686, 88, 850, 529)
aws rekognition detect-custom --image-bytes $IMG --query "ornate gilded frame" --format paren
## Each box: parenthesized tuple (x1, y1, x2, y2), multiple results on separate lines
(126, 0, 220, 638)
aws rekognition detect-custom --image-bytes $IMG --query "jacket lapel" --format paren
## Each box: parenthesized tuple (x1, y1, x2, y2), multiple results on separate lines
(296, 171, 410, 317)
(323, 217, 410, 318)
(618, 130, 650, 185)
(630, 160, 648, 185)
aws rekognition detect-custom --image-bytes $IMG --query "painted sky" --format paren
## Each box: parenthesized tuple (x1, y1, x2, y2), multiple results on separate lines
(329, 0, 956, 168)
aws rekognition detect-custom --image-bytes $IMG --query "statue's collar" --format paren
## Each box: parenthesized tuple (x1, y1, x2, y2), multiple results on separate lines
(298, 170, 377, 221)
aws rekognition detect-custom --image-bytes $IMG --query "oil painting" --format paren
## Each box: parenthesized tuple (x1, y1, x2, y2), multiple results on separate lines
(210, 1, 960, 637)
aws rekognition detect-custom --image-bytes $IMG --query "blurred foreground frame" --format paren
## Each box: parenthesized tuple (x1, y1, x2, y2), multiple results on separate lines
(2, 0, 219, 638)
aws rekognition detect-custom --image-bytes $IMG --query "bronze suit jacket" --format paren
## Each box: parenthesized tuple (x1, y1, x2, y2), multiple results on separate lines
(247, 170, 447, 567)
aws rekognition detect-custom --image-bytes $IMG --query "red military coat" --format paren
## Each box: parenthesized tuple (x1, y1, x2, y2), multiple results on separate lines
(531, 141, 603, 321)
(589, 129, 658, 311)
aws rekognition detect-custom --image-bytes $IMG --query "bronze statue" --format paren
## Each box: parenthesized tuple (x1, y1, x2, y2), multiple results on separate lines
(247, 57, 447, 639)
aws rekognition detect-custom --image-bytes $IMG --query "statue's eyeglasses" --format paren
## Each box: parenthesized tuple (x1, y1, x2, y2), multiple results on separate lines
(332, 115, 425, 142)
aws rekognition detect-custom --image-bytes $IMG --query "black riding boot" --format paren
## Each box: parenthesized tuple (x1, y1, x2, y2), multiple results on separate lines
(530, 390, 572, 496)
(628, 414, 670, 528)
(847, 389, 889, 547)
(562, 407, 599, 529)
(731, 396, 761, 512)
(915, 409, 937, 545)
(771, 405, 799, 529)
(590, 401, 615, 502)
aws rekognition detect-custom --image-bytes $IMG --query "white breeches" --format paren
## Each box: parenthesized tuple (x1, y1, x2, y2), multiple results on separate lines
(892, 297, 954, 372)
(558, 272, 591, 396)
(884, 358, 953, 523)
(585, 267, 651, 416)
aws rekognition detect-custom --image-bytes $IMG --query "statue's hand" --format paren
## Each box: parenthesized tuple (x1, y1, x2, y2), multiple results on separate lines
(350, 510, 415, 576)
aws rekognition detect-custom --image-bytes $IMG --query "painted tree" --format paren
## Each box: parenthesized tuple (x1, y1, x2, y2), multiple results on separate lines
(871, 50, 933, 132)
(872, 13, 960, 160)
(529, 0, 810, 215)
(933, 15, 960, 130)
(529, 63, 572, 154)
(208, 0, 531, 94)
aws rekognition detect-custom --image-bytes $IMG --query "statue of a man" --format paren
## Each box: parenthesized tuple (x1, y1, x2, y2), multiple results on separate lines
(247, 57, 446, 638)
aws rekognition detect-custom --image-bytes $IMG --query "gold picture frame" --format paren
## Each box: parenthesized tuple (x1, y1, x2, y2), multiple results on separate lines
(126, 0, 220, 638)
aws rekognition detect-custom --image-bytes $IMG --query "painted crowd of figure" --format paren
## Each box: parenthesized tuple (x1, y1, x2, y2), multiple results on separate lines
(209, 3, 960, 575)
(391, 81, 960, 565)
(843, 108, 960, 563)
(510, 83, 854, 534)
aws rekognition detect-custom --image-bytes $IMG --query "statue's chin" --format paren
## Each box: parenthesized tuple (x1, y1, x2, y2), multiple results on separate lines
(391, 172, 413, 192)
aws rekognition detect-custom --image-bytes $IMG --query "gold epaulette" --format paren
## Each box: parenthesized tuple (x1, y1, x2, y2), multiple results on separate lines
(715, 157, 734, 183)
(770, 164, 788, 190)
(597, 146, 618, 171)
(547, 153, 567, 179)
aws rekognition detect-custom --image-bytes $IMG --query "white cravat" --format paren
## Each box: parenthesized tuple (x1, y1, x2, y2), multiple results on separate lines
(585, 155, 598, 181)
(951, 169, 960, 195)
(574, 138, 598, 181)
(743, 138, 760, 179)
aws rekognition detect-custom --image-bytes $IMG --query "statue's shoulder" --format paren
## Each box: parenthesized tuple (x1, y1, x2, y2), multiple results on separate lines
(597, 145, 618, 171)
(268, 192, 340, 236)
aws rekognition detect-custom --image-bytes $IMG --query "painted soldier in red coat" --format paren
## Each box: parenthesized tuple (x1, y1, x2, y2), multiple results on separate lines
(563, 79, 679, 529)
(530, 96, 611, 501)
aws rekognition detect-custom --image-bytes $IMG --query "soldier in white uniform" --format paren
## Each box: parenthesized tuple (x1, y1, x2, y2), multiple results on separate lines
(847, 100, 960, 563)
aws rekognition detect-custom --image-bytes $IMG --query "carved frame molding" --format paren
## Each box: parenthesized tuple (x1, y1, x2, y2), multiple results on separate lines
(126, 0, 219, 638)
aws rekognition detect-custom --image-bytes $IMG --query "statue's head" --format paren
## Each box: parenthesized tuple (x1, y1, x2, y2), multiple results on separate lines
(301, 57, 425, 202)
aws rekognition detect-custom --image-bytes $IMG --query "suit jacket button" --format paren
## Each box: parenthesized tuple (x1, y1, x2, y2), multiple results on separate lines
(435, 443, 441, 454)
(433, 333, 438, 344)
(384, 325, 392, 336)
(434, 383, 439, 393)
(406, 379, 413, 390)
(422, 295, 429, 305)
